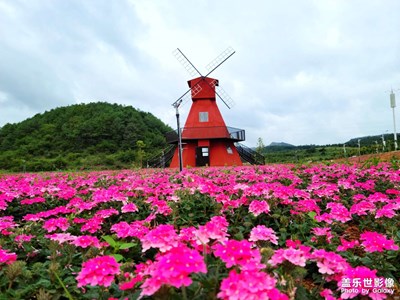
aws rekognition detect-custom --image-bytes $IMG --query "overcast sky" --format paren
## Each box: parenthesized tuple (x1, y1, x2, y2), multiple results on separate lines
(1, 0, 400, 146)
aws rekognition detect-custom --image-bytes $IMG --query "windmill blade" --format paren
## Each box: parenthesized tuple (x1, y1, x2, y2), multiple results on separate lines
(172, 83, 202, 107)
(173, 48, 203, 78)
(215, 86, 235, 109)
(209, 79, 235, 109)
(205, 47, 235, 77)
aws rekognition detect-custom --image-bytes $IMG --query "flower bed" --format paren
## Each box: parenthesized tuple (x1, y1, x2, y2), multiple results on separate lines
(0, 163, 399, 299)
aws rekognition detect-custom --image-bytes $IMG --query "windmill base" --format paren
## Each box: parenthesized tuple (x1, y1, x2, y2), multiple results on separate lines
(169, 140, 242, 168)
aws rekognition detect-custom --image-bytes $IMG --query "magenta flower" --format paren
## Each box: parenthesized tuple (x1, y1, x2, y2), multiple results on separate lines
(71, 235, 101, 248)
(217, 269, 288, 300)
(213, 239, 265, 270)
(111, 220, 149, 239)
(43, 217, 70, 232)
(337, 238, 359, 252)
(311, 249, 350, 275)
(0, 216, 17, 234)
(95, 208, 119, 219)
(375, 203, 398, 219)
(350, 200, 376, 216)
(268, 246, 310, 267)
(141, 224, 179, 252)
(194, 216, 229, 245)
(20, 197, 46, 205)
(249, 225, 278, 245)
(80, 216, 103, 234)
(121, 203, 138, 213)
(316, 203, 351, 223)
(76, 255, 120, 287)
(360, 231, 399, 252)
(140, 245, 206, 296)
(320, 289, 336, 300)
(311, 227, 333, 243)
(14, 234, 35, 247)
(249, 200, 270, 216)
(0, 248, 17, 265)
(45, 233, 76, 243)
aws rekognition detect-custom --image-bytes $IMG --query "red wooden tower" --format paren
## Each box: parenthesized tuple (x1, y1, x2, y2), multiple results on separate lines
(168, 48, 245, 167)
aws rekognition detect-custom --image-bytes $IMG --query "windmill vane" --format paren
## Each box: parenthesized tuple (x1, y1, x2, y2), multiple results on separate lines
(206, 46, 235, 72)
(172, 47, 235, 109)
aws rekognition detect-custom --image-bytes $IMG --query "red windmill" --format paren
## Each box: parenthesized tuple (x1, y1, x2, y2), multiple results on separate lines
(167, 47, 247, 168)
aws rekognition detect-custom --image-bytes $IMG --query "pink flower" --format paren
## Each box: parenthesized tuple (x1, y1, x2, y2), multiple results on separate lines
(95, 208, 119, 219)
(249, 225, 278, 245)
(316, 203, 351, 223)
(15, 234, 35, 247)
(194, 216, 229, 245)
(0, 216, 16, 233)
(0, 248, 17, 264)
(43, 217, 70, 232)
(80, 216, 103, 234)
(311, 249, 350, 275)
(350, 200, 375, 216)
(320, 289, 337, 300)
(45, 233, 76, 243)
(249, 200, 270, 216)
(76, 255, 120, 287)
(121, 203, 138, 213)
(20, 197, 46, 205)
(146, 198, 172, 216)
(360, 231, 399, 252)
(111, 221, 149, 239)
(213, 239, 265, 270)
(71, 235, 101, 248)
(311, 227, 333, 243)
(140, 245, 206, 296)
(217, 269, 288, 300)
(268, 247, 310, 267)
(375, 203, 398, 219)
(119, 274, 143, 290)
(141, 224, 179, 252)
(337, 238, 359, 252)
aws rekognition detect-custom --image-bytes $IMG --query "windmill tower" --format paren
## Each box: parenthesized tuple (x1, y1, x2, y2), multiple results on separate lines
(167, 47, 245, 168)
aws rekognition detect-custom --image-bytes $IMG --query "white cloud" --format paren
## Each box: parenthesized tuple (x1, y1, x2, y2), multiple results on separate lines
(1, 0, 400, 146)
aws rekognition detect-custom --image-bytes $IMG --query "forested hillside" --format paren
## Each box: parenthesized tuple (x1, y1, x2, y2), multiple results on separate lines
(0, 102, 172, 171)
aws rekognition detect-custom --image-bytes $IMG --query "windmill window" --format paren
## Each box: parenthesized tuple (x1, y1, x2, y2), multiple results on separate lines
(199, 112, 209, 122)
(227, 146, 233, 154)
(202, 147, 209, 156)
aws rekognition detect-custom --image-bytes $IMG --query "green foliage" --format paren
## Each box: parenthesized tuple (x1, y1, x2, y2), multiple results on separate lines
(0, 102, 172, 171)
(255, 137, 265, 154)
(102, 235, 137, 262)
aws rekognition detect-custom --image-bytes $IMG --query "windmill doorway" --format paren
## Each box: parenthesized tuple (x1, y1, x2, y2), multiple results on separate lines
(196, 147, 209, 166)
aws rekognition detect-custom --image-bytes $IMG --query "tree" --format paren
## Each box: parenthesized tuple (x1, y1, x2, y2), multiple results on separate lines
(256, 137, 265, 154)
(136, 140, 146, 168)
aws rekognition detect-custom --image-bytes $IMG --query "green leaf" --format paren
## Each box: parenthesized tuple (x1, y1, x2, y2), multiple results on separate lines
(111, 254, 124, 262)
(119, 242, 136, 250)
(307, 211, 317, 221)
(102, 235, 117, 248)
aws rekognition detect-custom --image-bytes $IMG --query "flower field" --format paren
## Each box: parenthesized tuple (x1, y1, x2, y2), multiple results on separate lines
(0, 163, 399, 299)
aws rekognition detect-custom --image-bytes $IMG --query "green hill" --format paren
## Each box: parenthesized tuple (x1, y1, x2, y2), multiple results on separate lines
(0, 102, 172, 171)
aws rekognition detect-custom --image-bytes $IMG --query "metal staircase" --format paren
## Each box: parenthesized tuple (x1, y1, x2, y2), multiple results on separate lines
(147, 145, 176, 168)
(235, 143, 265, 165)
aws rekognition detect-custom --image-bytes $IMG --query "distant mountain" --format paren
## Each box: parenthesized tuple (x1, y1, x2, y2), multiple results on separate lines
(268, 142, 296, 147)
(0, 102, 172, 171)
(346, 134, 398, 147)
